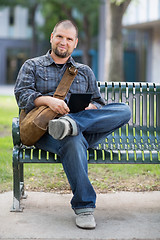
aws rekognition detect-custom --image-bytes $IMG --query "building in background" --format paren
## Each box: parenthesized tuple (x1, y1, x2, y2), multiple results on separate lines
(123, 0, 160, 83)
(0, 5, 46, 85)
(98, 0, 160, 83)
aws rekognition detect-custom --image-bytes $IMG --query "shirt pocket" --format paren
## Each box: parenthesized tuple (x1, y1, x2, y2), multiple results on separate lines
(69, 75, 88, 93)
(35, 66, 49, 93)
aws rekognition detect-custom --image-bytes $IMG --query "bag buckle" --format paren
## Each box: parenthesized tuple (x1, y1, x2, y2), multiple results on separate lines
(69, 65, 78, 75)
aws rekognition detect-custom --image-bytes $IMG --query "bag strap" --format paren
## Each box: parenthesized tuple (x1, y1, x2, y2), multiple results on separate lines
(19, 65, 77, 123)
(53, 65, 78, 100)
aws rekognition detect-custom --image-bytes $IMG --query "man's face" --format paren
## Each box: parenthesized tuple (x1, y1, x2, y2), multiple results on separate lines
(50, 25, 78, 59)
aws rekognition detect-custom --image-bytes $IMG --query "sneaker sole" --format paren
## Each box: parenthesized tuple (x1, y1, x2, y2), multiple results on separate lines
(49, 120, 66, 139)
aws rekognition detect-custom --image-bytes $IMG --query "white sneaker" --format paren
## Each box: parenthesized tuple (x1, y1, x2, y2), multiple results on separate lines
(48, 116, 78, 140)
(76, 212, 96, 229)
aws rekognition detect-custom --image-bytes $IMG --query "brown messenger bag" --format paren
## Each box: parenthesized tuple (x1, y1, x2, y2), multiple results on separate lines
(19, 65, 78, 146)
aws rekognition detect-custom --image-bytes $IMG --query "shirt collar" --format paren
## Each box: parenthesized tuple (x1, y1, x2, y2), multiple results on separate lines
(66, 56, 77, 67)
(36, 50, 54, 66)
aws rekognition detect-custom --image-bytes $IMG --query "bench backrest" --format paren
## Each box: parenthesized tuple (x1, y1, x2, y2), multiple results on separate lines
(97, 82, 160, 153)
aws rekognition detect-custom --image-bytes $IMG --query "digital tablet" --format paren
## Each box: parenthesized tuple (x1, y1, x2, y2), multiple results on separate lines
(68, 93, 92, 113)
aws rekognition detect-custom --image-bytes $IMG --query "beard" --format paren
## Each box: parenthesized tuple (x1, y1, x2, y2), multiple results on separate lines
(53, 47, 70, 58)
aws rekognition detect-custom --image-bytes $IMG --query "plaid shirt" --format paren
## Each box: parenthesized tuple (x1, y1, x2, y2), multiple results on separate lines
(14, 50, 105, 113)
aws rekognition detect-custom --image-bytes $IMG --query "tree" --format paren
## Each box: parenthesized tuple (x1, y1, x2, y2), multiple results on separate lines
(14, 0, 43, 57)
(105, 0, 132, 82)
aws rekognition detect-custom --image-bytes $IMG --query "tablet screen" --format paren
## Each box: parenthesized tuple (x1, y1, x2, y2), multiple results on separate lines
(68, 93, 92, 113)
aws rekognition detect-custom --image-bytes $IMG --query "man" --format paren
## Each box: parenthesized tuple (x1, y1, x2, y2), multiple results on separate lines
(14, 20, 131, 229)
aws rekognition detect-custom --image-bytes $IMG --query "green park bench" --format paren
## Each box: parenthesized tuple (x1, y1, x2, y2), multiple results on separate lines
(11, 82, 160, 212)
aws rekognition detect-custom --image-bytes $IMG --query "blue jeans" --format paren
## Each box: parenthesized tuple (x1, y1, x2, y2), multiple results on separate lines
(35, 103, 131, 211)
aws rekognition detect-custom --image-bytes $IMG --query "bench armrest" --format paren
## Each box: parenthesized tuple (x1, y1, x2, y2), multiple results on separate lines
(12, 117, 21, 146)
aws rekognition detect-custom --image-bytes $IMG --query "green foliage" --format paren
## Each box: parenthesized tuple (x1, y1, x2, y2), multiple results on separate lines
(46, 0, 100, 15)
(0, 0, 17, 5)
(40, 2, 67, 38)
(110, 0, 128, 5)
(1, 0, 42, 7)
(41, 0, 100, 40)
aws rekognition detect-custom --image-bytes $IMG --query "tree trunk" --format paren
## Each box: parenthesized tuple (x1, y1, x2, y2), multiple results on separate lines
(105, 0, 132, 82)
(30, 3, 39, 57)
(82, 15, 91, 65)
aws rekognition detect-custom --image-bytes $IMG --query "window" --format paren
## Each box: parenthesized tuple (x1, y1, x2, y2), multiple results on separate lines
(9, 7, 15, 25)
(7, 48, 29, 84)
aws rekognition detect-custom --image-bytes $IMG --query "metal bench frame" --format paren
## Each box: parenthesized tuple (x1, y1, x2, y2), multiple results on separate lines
(11, 82, 160, 212)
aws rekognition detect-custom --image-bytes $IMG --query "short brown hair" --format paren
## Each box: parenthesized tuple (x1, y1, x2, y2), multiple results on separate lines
(52, 20, 78, 38)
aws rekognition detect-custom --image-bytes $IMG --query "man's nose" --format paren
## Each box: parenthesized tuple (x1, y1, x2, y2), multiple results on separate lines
(60, 38, 67, 45)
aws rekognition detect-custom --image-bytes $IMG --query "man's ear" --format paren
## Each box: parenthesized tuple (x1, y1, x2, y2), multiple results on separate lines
(50, 33, 53, 43)
(74, 38, 78, 49)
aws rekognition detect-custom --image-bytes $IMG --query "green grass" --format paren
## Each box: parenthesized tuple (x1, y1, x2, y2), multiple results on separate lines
(0, 96, 18, 192)
(0, 96, 18, 127)
(0, 136, 13, 191)
(0, 96, 160, 193)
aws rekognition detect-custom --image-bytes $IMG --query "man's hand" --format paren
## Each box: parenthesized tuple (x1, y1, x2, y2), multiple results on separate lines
(85, 103, 97, 110)
(48, 97, 70, 115)
(34, 96, 70, 115)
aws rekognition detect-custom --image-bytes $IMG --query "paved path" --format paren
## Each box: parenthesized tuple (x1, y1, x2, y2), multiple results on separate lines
(0, 85, 14, 96)
(0, 191, 160, 239)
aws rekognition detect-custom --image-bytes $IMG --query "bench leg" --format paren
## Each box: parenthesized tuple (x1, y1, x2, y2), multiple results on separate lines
(11, 150, 24, 212)
(20, 164, 27, 199)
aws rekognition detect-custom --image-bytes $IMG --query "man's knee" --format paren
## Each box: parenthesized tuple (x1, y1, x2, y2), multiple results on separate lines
(121, 103, 131, 122)
(102, 102, 131, 125)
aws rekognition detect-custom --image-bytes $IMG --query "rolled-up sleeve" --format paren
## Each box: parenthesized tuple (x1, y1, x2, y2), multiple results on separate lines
(14, 60, 42, 113)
